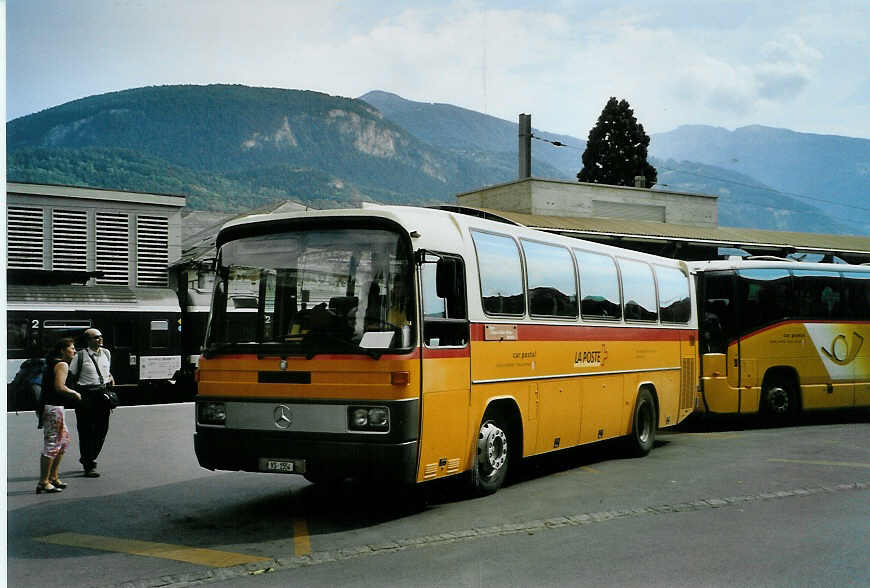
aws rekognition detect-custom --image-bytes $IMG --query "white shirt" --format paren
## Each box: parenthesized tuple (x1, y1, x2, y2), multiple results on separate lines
(70, 347, 113, 386)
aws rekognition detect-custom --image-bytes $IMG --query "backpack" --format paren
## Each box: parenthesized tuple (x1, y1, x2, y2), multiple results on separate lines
(9, 358, 46, 424)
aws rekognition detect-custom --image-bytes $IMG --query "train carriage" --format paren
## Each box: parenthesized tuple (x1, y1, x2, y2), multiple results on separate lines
(7, 274, 183, 409)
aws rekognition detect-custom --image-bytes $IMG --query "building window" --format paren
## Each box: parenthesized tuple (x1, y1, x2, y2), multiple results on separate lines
(137, 215, 169, 287)
(6, 206, 44, 269)
(150, 319, 170, 349)
(96, 212, 130, 285)
(52, 209, 88, 271)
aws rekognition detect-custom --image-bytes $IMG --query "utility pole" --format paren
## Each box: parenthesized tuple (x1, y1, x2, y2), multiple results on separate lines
(518, 113, 531, 179)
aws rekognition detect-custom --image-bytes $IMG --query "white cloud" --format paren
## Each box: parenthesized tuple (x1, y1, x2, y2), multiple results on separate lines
(6, 0, 870, 138)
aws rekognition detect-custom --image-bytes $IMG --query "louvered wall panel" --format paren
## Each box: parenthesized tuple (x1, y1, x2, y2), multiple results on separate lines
(52, 209, 88, 271)
(680, 356, 697, 412)
(137, 215, 169, 287)
(6, 206, 45, 269)
(96, 212, 130, 285)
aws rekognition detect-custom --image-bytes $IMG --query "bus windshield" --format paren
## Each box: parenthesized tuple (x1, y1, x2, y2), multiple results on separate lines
(204, 227, 415, 358)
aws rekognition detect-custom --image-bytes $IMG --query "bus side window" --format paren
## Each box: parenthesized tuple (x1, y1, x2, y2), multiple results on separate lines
(655, 265, 691, 323)
(792, 269, 843, 320)
(522, 239, 578, 318)
(422, 256, 468, 347)
(471, 231, 525, 316)
(843, 272, 870, 320)
(737, 269, 792, 334)
(575, 249, 621, 320)
(618, 258, 658, 322)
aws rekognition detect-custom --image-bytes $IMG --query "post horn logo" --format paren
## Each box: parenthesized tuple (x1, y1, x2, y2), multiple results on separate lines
(821, 332, 864, 365)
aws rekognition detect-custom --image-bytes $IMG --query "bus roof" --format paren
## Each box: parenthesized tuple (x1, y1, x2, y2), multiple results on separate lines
(687, 257, 870, 274)
(215, 204, 688, 269)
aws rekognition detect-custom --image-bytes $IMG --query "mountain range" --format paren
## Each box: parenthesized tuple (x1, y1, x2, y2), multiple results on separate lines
(7, 84, 869, 236)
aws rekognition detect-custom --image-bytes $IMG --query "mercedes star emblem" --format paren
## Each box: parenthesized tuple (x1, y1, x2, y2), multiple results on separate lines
(273, 405, 293, 429)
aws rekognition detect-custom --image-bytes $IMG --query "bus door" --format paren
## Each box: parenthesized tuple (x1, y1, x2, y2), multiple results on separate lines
(845, 272, 870, 406)
(699, 271, 741, 412)
(417, 254, 470, 482)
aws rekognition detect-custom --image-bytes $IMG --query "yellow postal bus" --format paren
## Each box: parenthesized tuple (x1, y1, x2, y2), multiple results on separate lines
(194, 205, 697, 494)
(692, 258, 870, 419)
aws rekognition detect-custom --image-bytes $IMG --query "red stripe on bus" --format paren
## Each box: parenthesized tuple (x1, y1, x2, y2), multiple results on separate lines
(738, 319, 870, 342)
(470, 323, 692, 342)
(422, 347, 471, 359)
(202, 350, 421, 361)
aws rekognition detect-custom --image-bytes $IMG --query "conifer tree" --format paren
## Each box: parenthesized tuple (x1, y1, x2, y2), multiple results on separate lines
(577, 97, 657, 188)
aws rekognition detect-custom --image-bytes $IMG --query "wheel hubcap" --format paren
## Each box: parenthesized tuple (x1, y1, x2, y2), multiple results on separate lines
(638, 403, 651, 443)
(478, 422, 507, 478)
(768, 387, 789, 414)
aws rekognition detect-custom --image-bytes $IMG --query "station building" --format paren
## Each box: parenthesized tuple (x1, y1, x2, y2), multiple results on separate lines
(5, 182, 187, 393)
(454, 177, 870, 265)
(6, 182, 184, 286)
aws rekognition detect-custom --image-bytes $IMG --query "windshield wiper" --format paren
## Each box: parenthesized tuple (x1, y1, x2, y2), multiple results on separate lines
(302, 331, 383, 360)
(202, 341, 241, 358)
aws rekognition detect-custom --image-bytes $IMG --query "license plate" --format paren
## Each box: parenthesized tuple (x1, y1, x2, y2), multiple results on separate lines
(260, 458, 298, 473)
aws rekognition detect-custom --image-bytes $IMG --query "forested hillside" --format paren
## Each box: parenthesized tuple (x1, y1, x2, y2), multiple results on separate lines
(7, 84, 867, 235)
(6, 85, 538, 210)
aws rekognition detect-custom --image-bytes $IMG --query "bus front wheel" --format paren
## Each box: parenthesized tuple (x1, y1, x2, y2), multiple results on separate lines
(628, 388, 656, 457)
(470, 418, 509, 495)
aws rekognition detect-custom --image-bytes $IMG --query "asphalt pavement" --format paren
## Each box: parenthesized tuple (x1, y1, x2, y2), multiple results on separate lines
(6, 404, 870, 587)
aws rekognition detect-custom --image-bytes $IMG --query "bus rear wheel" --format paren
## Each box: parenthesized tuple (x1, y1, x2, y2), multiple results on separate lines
(470, 417, 509, 495)
(762, 379, 797, 422)
(628, 388, 656, 457)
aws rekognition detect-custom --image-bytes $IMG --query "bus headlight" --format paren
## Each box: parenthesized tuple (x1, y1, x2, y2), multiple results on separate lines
(198, 401, 227, 425)
(348, 406, 390, 432)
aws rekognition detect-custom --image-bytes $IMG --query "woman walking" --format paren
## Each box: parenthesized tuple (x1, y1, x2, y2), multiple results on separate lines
(37, 338, 81, 494)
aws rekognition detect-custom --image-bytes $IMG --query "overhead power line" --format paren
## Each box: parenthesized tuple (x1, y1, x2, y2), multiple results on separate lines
(530, 134, 870, 215)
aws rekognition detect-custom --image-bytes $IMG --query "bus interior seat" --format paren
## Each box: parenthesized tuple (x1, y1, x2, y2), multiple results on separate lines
(329, 296, 358, 317)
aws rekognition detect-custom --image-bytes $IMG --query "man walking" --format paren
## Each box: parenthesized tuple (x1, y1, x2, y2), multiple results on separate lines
(71, 328, 114, 477)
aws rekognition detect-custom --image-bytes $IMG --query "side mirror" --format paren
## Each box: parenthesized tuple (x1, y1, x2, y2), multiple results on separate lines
(436, 258, 459, 299)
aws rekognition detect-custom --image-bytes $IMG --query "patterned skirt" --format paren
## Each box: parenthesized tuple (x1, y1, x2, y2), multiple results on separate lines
(42, 405, 70, 459)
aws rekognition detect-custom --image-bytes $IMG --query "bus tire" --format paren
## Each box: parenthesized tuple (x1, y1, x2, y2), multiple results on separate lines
(470, 417, 509, 496)
(761, 378, 798, 422)
(628, 388, 656, 457)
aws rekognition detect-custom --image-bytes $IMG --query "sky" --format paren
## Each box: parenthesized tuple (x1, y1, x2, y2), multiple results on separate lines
(6, 0, 870, 139)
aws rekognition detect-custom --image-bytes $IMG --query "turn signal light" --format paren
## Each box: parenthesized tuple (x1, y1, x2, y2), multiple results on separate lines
(391, 371, 410, 386)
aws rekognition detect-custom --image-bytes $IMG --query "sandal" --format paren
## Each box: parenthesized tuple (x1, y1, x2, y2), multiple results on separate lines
(49, 479, 68, 489)
(36, 482, 62, 494)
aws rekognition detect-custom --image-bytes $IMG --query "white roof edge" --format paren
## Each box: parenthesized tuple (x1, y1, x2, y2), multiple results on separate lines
(535, 226, 870, 256)
(8, 182, 186, 208)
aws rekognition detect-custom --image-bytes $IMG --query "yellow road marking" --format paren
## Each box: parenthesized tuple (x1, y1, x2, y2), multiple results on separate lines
(35, 532, 270, 567)
(292, 517, 311, 556)
(768, 458, 870, 469)
(580, 466, 600, 474)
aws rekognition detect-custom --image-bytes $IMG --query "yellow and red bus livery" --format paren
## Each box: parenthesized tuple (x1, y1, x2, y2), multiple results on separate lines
(195, 205, 697, 494)
(692, 258, 870, 418)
